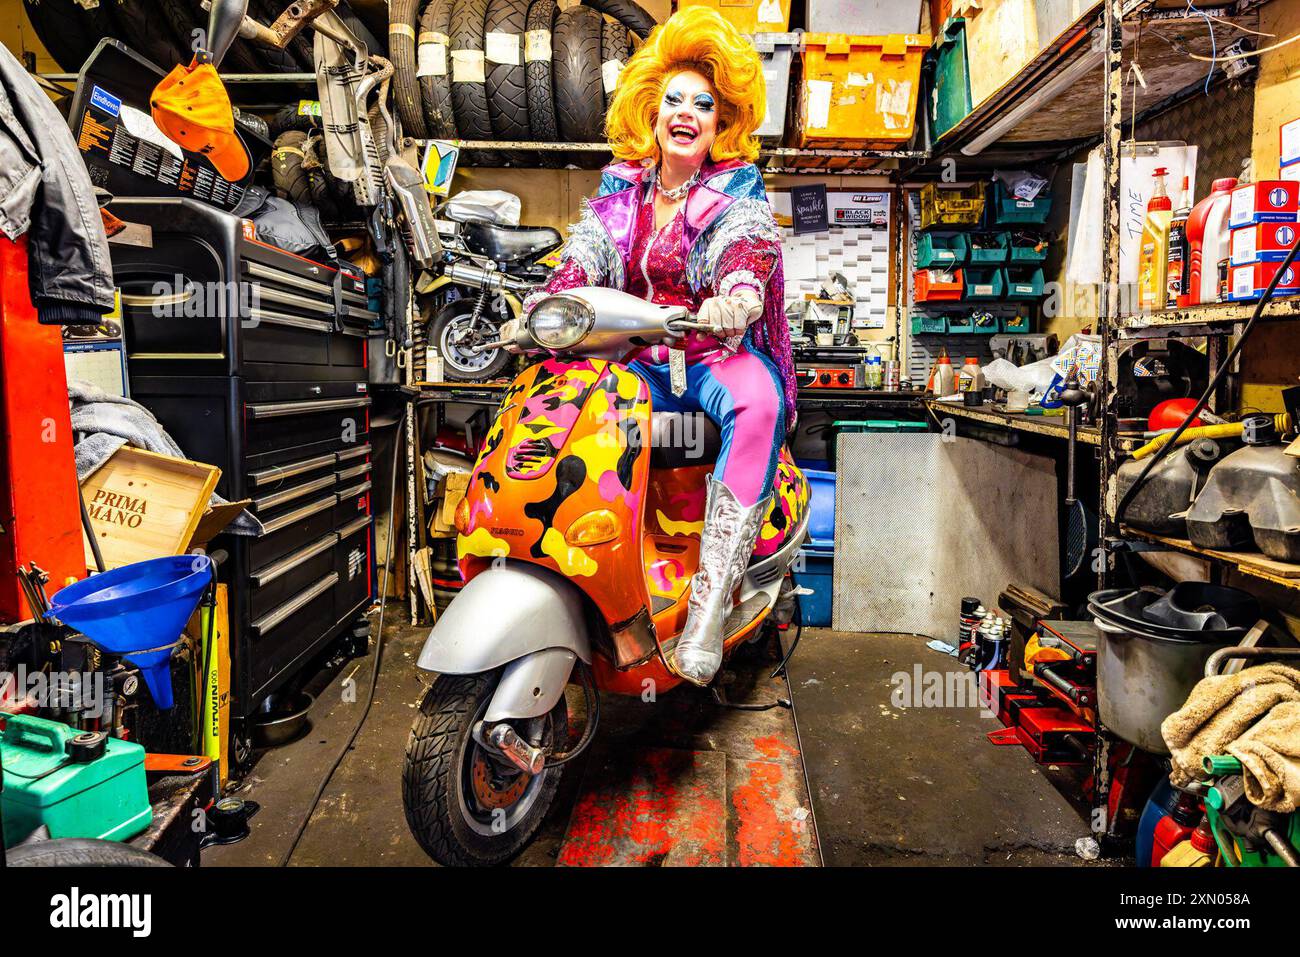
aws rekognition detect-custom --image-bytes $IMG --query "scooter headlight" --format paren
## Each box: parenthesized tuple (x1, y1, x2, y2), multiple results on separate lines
(527, 295, 595, 351)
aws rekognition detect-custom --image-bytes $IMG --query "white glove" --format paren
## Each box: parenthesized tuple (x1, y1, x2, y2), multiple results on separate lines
(698, 291, 762, 338)
(499, 316, 524, 354)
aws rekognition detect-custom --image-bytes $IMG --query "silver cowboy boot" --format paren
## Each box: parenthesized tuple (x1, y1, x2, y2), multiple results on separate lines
(670, 476, 771, 687)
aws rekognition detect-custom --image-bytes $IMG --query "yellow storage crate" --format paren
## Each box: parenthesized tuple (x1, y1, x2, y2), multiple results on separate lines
(797, 33, 929, 149)
(676, 0, 792, 33)
(919, 182, 985, 229)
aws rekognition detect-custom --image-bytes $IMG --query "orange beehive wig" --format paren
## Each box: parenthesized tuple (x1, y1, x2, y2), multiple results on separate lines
(605, 6, 766, 165)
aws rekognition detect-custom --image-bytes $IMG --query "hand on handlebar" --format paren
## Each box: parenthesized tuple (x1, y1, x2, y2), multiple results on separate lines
(698, 291, 762, 338)
(499, 317, 525, 354)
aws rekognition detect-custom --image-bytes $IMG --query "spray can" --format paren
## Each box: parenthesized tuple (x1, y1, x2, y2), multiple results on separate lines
(958, 597, 981, 648)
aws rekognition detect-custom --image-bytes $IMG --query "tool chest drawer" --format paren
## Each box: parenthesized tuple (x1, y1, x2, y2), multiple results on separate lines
(334, 515, 373, 619)
(248, 532, 338, 620)
(247, 572, 341, 689)
(250, 493, 341, 569)
(243, 385, 371, 462)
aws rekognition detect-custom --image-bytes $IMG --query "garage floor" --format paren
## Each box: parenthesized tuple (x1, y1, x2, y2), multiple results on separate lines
(207, 614, 1097, 867)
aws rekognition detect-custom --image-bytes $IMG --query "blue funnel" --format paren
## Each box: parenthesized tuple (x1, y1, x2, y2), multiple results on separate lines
(48, 555, 213, 710)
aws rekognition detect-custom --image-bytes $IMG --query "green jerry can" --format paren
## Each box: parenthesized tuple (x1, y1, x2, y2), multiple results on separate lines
(1, 714, 151, 847)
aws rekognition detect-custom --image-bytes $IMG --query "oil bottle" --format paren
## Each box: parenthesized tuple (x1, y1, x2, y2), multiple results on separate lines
(1167, 176, 1191, 309)
(1138, 167, 1173, 313)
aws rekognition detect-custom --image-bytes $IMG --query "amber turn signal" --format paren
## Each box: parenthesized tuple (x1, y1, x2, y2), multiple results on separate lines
(564, 509, 619, 546)
(454, 498, 471, 535)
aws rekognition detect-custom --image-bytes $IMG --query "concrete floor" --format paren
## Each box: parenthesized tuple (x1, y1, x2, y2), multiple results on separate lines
(207, 616, 1098, 867)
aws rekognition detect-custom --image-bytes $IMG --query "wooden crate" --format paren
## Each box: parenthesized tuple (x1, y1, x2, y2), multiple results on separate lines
(80, 446, 241, 569)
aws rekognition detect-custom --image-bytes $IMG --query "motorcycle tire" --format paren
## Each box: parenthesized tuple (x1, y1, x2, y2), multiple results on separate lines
(402, 670, 566, 867)
(600, 16, 630, 106)
(338, 0, 385, 56)
(389, 0, 430, 139)
(6, 838, 171, 867)
(580, 0, 656, 41)
(22, 0, 114, 72)
(418, 0, 458, 139)
(248, 0, 313, 71)
(272, 131, 339, 220)
(484, 0, 531, 164)
(449, 0, 504, 166)
(523, 0, 561, 168)
(105, 0, 188, 69)
(267, 102, 320, 139)
(553, 5, 603, 161)
(427, 297, 514, 382)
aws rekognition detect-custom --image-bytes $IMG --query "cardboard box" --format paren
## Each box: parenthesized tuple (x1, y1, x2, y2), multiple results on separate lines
(1230, 222, 1299, 265)
(81, 446, 247, 569)
(1227, 261, 1300, 301)
(1228, 180, 1299, 227)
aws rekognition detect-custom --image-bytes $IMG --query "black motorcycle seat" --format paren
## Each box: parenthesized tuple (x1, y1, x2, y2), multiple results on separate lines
(649, 411, 722, 468)
(460, 220, 563, 264)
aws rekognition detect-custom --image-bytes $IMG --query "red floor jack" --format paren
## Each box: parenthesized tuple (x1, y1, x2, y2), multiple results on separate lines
(0, 236, 87, 624)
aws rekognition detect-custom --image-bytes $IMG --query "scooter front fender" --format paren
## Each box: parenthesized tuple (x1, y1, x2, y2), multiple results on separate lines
(416, 562, 592, 677)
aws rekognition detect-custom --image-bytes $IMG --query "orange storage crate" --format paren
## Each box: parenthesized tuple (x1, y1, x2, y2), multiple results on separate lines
(798, 33, 929, 149)
(676, 0, 792, 33)
(913, 268, 963, 303)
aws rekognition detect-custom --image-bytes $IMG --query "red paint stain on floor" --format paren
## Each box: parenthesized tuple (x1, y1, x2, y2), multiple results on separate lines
(731, 759, 811, 867)
(753, 734, 800, 761)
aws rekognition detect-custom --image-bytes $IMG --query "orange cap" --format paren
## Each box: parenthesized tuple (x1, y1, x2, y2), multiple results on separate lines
(150, 59, 251, 182)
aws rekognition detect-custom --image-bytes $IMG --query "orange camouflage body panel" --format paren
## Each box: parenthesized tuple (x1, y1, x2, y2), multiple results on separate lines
(457, 358, 654, 631)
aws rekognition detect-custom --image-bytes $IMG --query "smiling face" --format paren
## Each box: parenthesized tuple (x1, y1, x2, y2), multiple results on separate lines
(653, 69, 719, 171)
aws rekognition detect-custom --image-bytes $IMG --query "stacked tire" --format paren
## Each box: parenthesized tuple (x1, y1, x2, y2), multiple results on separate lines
(413, 0, 653, 167)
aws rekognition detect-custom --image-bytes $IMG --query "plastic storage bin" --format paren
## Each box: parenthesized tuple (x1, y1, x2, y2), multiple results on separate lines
(910, 314, 948, 334)
(1000, 314, 1032, 333)
(807, 0, 922, 34)
(830, 420, 926, 468)
(677, 0, 791, 32)
(989, 181, 1051, 225)
(963, 267, 1005, 300)
(798, 33, 929, 149)
(914, 268, 963, 302)
(803, 468, 836, 547)
(926, 17, 972, 141)
(792, 548, 834, 627)
(753, 33, 800, 141)
(946, 313, 975, 333)
(915, 231, 968, 267)
(1008, 231, 1049, 262)
(1003, 266, 1045, 299)
(971, 311, 1000, 333)
(968, 231, 1009, 264)
(920, 182, 985, 228)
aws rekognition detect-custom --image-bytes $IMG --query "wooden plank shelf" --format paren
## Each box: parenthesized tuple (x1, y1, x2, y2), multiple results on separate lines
(1121, 526, 1300, 591)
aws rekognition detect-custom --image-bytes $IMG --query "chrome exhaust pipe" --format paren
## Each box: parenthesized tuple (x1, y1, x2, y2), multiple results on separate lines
(445, 261, 535, 295)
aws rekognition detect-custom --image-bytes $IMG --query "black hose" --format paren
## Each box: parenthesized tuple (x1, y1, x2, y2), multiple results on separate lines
(1115, 232, 1300, 526)
(78, 486, 106, 574)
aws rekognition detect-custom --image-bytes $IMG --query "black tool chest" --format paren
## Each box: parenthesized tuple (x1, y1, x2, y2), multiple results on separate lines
(108, 198, 376, 724)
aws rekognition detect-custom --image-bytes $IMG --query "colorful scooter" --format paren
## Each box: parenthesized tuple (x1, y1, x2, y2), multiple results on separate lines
(402, 286, 808, 866)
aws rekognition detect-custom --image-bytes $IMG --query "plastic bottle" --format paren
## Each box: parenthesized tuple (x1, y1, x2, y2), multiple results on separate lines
(1138, 167, 1173, 312)
(1167, 176, 1191, 308)
(957, 356, 985, 393)
(1151, 791, 1202, 867)
(1160, 818, 1217, 867)
(1186, 177, 1238, 305)
(932, 354, 956, 396)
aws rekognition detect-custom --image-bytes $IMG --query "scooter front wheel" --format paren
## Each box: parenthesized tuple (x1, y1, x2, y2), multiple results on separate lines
(402, 670, 566, 867)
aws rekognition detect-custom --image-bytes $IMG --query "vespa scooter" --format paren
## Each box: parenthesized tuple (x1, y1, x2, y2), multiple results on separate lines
(402, 286, 808, 866)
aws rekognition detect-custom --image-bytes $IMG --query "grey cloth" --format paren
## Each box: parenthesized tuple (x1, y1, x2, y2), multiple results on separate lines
(0, 45, 114, 324)
(68, 381, 261, 536)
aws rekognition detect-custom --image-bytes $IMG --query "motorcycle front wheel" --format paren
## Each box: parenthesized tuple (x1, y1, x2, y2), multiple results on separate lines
(427, 298, 513, 382)
(402, 670, 566, 867)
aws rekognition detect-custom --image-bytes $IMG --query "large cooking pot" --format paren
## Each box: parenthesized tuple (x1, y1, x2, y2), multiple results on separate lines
(1089, 587, 1257, 755)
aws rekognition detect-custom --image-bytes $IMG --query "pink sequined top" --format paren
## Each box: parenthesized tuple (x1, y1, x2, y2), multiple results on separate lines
(534, 184, 779, 367)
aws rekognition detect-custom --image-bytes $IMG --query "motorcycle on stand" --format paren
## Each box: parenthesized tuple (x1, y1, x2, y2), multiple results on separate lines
(420, 198, 562, 382)
(401, 286, 810, 866)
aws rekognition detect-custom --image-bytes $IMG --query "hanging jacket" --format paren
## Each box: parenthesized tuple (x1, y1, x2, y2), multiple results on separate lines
(0, 44, 113, 324)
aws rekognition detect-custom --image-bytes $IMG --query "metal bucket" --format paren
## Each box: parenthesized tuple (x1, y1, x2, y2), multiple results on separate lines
(1093, 618, 1236, 755)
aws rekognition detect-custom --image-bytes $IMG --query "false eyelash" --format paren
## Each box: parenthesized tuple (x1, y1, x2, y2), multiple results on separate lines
(693, 95, 715, 112)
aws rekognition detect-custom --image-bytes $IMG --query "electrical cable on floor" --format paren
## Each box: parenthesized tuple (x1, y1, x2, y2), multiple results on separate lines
(278, 426, 403, 867)
(1115, 225, 1300, 527)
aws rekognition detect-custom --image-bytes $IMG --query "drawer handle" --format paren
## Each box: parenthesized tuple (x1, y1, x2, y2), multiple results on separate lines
(251, 533, 339, 587)
(251, 572, 339, 637)
(120, 289, 194, 308)
(259, 494, 336, 535)
(337, 480, 372, 500)
(245, 260, 330, 295)
(247, 307, 333, 333)
(335, 462, 370, 483)
(336, 443, 372, 463)
(255, 285, 335, 316)
(253, 474, 338, 512)
(338, 515, 372, 538)
(247, 396, 372, 419)
(249, 453, 338, 488)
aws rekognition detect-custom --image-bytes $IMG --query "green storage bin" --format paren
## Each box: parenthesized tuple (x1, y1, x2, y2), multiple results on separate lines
(927, 17, 972, 141)
(1001, 314, 1032, 333)
(1008, 231, 1049, 263)
(1, 714, 152, 847)
(946, 313, 975, 333)
(910, 314, 948, 334)
(971, 311, 1000, 333)
(915, 231, 968, 268)
(829, 419, 927, 468)
(989, 181, 1052, 225)
(1003, 266, 1045, 299)
(968, 231, 1009, 264)
(963, 267, 1005, 300)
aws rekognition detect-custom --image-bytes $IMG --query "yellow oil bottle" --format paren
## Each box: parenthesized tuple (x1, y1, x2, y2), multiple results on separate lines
(1138, 167, 1173, 313)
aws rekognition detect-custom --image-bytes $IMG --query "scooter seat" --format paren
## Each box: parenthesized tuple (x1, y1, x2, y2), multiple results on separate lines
(649, 411, 722, 468)
(460, 220, 563, 264)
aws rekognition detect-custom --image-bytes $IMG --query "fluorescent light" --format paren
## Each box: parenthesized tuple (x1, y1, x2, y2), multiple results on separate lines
(961, 33, 1106, 156)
